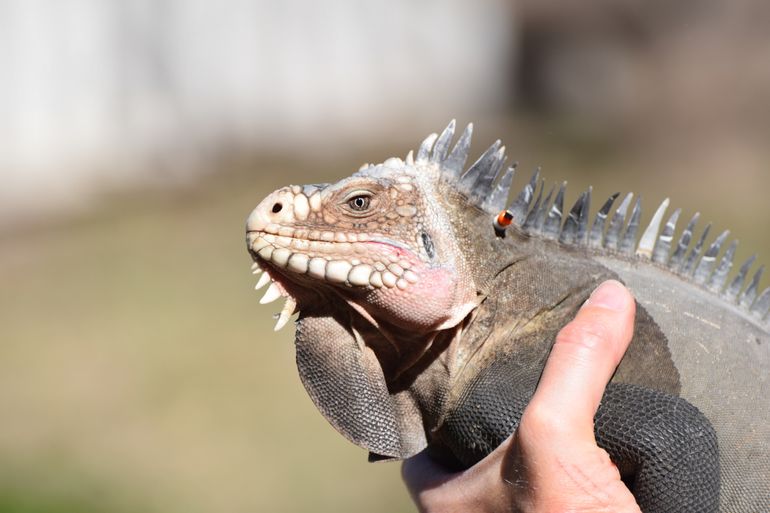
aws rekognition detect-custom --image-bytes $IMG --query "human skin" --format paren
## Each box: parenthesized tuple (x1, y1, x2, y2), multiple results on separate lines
(402, 280, 642, 513)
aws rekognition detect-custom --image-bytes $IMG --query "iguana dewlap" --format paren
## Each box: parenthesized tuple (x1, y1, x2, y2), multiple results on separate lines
(245, 121, 769, 513)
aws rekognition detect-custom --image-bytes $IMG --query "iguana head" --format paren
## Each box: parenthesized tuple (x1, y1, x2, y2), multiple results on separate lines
(245, 121, 521, 458)
(246, 154, 480, 335)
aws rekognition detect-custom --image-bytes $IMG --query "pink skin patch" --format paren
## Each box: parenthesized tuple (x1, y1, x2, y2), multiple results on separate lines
(358, 254, 465, 332)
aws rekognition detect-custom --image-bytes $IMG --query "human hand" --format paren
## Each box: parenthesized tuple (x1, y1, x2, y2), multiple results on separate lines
(402, 280, 642, 513)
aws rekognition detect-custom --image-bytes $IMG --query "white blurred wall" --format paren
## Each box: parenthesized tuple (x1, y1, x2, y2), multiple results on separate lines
(0, 0, 516, 222)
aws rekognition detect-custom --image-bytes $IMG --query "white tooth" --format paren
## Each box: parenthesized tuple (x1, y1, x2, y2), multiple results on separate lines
(258, 246, 274, 260)
(255, 272, 271, 290)
(287, 253, 309, 273)
(252, 266, 262, 275)
(271, 248, 291, 267)
(251, 262, 260, 271)
(291, 238, 310, 251)
(294, 195, 310, 220)
(388, 263, 404, 276)
(309, 193, 322, 211)
(404, 270, 419, 283)
(369, 271, 383, 288)
(348, 264, 373, 286)
(276, 236, 293, 247)
(396, 278, 408, 290)
(308, 258, 327, 279)
(382, 271, 398, 288)
(274, 297, 297, 331)
(252, 238, 270, 252)
(326, 260, 352, 283)
(260, 282, 283, 304)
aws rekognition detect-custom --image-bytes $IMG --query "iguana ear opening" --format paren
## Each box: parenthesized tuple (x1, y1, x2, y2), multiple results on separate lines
(294, 313, 428, 460)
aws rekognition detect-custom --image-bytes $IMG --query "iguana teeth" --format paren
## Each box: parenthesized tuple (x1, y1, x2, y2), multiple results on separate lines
(258, 246, 274, 260)
(348, 264, 373, 286)
(252, 238, 270, 252)
(271, 247, 292, 268)
(381, 271, 398, 288)
(260, 282, 283, 304)
(308, 257, 328, 279)
(255, 272, 271, 290)
(369, 271, 384, 288)
(287, 253, 310, 273)
(326, 260, 353, 283)
(274, 297, 297, 331)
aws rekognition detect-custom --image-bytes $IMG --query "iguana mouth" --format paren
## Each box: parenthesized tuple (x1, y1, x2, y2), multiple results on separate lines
(246, 228, 421, 330)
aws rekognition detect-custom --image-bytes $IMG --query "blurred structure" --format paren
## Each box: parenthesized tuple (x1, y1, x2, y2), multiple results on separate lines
(514, 0, 770, 143)
(0, 0, 515, 225)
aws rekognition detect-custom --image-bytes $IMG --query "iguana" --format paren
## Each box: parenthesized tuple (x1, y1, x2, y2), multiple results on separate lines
(245, 121, 769, 512)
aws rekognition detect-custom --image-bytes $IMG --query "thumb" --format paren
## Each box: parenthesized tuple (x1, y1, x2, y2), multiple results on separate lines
(526, 280, 636, 441)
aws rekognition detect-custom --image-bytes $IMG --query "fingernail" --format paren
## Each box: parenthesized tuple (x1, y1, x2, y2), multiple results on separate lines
(584, 280, 628, 312)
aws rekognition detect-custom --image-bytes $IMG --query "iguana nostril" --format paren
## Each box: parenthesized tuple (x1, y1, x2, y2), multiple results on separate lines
(272, 202, 283, 214)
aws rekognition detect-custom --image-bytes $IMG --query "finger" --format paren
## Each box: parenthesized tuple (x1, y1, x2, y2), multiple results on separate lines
(402, 450, 455, 495)
(527, 280, 636, 439)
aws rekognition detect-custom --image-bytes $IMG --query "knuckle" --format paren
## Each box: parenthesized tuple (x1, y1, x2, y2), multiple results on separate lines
(520, 400, 572, 438)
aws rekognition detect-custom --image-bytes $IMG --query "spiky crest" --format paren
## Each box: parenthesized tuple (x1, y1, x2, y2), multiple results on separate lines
(414, 120, 770, 325)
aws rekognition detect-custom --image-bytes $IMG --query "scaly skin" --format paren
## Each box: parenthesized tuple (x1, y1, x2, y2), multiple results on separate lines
(246, 158, 478, 346)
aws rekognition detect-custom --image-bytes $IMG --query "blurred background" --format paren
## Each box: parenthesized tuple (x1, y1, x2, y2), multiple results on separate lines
(1, 1, 769, 512)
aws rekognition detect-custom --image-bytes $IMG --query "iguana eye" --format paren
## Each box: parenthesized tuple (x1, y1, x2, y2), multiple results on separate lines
(347, 195, 371, 211)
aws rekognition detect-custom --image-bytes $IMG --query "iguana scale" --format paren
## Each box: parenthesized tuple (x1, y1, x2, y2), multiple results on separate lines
(245, 121, 769, 512)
